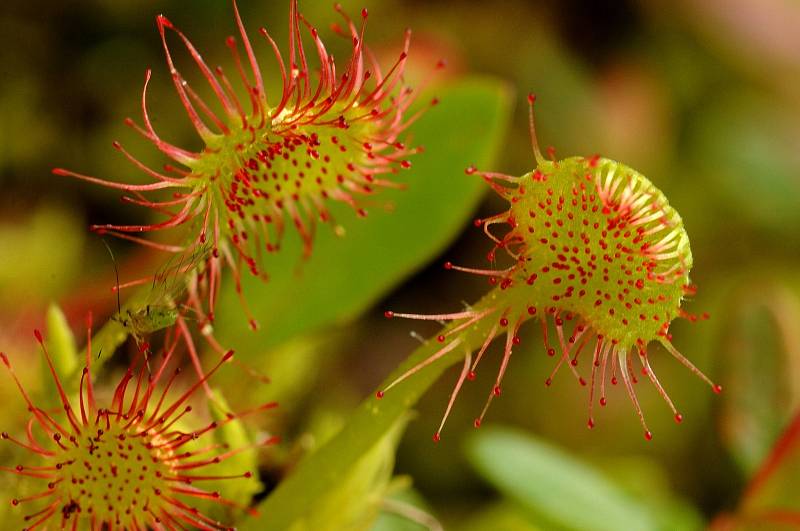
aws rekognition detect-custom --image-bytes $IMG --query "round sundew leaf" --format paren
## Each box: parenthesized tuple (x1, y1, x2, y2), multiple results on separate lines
(465, 427, 657, 531)
(212, 77, 513, 355)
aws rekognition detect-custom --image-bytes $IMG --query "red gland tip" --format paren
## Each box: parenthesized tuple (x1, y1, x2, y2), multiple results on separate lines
(112, 140, 122, 149)
(33, 329, 43, 343)
(588, 418, 595, 429)
(644, 431, 653, 441)
(674, 413, 683, 424)
(223, 350, 235, 362)
(432, 432, 440, 443)
(473, 418, 481, 428)
(599, 397, 607, 406)
(465, 165, 477, 175)
(384, 310, 394, 319)
(467, 370, 476, 381)
(493, 386, 501, 396)
(545, 377, 552, 387)
(361, 8, 368, 18)
(375, 390, 384, 399)
(437, 335, 446, 343)
(249, 319, 259, 331)
(156, 14, 173, 29)
(527, 93, 537, 104)
(579, 377, 587, 386)
(713, 384, 723, 394)
(443, 261, 453, 270)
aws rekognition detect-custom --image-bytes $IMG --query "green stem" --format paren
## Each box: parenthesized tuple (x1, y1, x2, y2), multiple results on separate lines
(69, 285, 171, 392)
(243, 291, 501, 531)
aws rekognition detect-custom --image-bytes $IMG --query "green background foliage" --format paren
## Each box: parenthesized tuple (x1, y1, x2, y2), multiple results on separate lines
(1, 0, 800, 529)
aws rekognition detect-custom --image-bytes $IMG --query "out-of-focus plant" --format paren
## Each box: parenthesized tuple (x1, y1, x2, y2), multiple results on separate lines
(2, 0, 799, 529)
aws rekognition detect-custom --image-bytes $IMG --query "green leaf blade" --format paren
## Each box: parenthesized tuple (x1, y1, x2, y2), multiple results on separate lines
(465, 427, 657, 531)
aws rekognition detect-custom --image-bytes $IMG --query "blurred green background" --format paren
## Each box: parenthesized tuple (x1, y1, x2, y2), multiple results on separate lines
(1, 0, 800, 529)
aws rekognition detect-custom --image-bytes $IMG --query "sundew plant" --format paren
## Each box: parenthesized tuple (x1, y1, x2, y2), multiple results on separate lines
(2, 0, 800, 530)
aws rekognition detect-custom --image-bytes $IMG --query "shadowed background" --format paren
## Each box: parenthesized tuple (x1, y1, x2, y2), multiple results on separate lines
(1, 0, 799, 529)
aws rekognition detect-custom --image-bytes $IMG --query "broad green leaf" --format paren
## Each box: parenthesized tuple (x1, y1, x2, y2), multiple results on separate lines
(465, 427, 656, 531)
(213, 77, 513, 355)
(593, 456, 704, 531)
